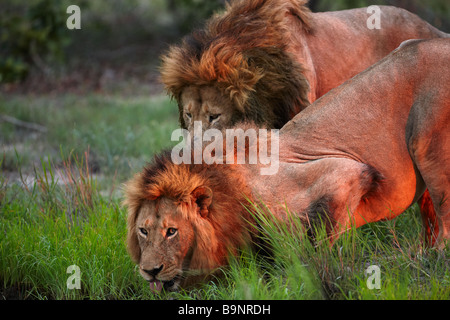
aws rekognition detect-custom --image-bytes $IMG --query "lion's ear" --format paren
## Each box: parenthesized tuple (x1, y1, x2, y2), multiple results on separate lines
(191, 186, 213, 218)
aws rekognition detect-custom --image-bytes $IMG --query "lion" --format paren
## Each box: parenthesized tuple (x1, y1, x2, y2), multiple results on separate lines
(125, 39, 450, 291)
(160, 0, 448, 132)
(123, 151, 257, 292)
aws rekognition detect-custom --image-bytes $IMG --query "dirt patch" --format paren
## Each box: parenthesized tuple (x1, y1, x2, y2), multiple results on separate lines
(0, 283, 36, 300)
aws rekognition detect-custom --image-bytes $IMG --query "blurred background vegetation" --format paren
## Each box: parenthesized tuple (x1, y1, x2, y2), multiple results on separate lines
(0, 0, 448, 95)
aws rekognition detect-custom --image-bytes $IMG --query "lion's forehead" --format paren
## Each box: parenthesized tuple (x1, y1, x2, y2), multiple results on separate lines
(142, 218, 171, 231)
(181, 86, 233, 113)
(138, 198, 187, 228)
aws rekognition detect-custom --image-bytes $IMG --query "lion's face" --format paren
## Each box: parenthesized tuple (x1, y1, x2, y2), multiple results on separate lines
(125, 165, 250, 293)
(180, 85, 239, 131)
(134, 198, 195, 293)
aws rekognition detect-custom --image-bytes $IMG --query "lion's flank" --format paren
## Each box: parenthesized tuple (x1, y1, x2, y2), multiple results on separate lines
(160, 0, 311, 129)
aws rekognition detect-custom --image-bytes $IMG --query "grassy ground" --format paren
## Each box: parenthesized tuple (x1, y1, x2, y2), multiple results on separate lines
(1, 93, 449, 300)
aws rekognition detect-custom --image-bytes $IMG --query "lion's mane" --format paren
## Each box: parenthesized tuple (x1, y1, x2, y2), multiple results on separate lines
(124, 150, 256, 283)
(160, 0, 311, 129)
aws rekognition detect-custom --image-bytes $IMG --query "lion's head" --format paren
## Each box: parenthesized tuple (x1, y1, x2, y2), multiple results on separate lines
(160, 0, 311, 131)
(128, 191, 210, 292)
(123, 151, 255, 292)
(180, 85, 239, 132)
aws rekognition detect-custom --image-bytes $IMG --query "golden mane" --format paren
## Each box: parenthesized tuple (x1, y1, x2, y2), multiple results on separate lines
(160, 0, 311, 129)
(123, 150, 256, 280)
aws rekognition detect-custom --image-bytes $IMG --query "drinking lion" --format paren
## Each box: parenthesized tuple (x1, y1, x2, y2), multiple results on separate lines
(125, 39, 450, 291)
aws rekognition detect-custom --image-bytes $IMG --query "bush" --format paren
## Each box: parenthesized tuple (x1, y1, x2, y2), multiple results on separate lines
(167, 0, 226, 33)
(0, 0, 71, 83)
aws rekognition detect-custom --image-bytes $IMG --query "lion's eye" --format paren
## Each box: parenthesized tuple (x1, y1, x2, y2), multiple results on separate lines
(166, 228, 177, 238)
(186, 113, 192, 119)
(209, 114, 220, 123)
(139, 228, 148, 237)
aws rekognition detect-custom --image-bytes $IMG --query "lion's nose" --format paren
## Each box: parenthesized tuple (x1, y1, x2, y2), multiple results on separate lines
(143, 265, 164, 277)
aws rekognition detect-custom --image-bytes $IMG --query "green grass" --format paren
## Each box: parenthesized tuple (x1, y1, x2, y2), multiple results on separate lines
(245, 201, 450, 300)
(1, 165, 151, 299)
(0, 93, 179, 183)
(1, 93, 449, 300)
(1, 93, 179, 299)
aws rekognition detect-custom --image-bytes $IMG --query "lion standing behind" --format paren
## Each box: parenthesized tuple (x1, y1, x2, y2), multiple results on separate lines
(161, 0, 448, 131)
(161, 0, 311, 130)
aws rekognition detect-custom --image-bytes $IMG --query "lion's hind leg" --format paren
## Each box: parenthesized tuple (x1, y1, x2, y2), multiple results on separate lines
(430, 191, 450, 249)
(410, 130, 450, 249)
(418, 190, 439, 247)
(408, 98, 450, 249)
